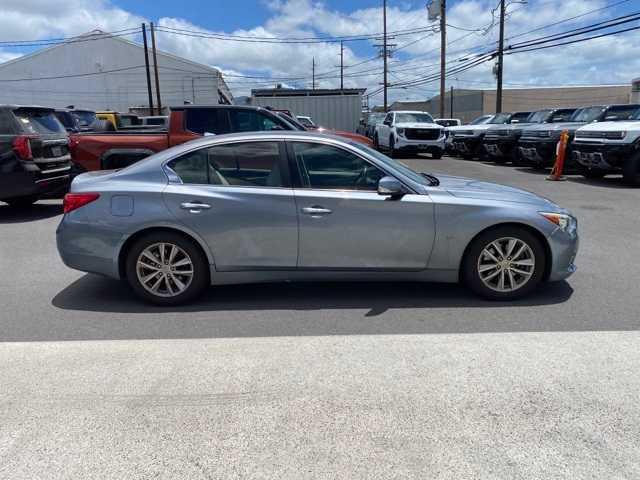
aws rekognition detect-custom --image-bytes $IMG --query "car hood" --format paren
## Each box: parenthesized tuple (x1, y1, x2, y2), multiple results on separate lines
(394, 122, 442, 129)
(449, 124, 495, 134)
(436, 174, 558, 207)
(577, 120, 640, 132)
(524, 121, 586, 132)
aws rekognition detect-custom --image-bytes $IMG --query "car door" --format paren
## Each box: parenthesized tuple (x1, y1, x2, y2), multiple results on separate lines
(163, 140, 298, 270)
(288, 140, 435, 270)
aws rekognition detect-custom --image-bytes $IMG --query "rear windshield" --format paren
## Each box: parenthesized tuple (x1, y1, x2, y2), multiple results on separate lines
(13, 109, 65, 134)
(571, 106, 605, 122)
(604, 105, 640, 121)
(548, 109, 576, 123)
(395, 113, 434, 123)
(73, 111, 97, 127)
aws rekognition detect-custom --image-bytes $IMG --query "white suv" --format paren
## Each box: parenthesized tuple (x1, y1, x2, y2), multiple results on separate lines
(374, 111, 445, 158)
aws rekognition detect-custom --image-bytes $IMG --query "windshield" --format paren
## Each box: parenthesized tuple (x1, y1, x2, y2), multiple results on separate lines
(276, 112, 306, 131)
(548, 109, 576, 123)
(570, 106, 604, 122)
(13, 109, 66, 135)
(297, 117, 315, 127)
(395, 112, 434, 124)
(367, 113, 385, 125)
(347, 140, 432, 186)
(73, 111, 97, 127)
(509, 112, 532, 124)
(470, 115, 492, 125)
(525, 110, 551, 123)
(489, 113, 511, 124)
(603, 105, 640, 121)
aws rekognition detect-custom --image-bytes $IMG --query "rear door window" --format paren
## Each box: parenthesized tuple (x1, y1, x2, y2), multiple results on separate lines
(185, 109, 231, 135)
(13, 109, 65, 135)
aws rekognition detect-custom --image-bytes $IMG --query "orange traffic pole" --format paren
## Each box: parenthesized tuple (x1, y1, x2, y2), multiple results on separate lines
(546, 129, 569, 181)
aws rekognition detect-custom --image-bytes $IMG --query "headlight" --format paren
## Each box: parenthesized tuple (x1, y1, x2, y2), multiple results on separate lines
(540, 212, 577, 236)
(396, 128, 405, 136)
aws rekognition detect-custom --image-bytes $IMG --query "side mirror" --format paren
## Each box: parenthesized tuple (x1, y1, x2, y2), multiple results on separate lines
(378, 176, 404, 197)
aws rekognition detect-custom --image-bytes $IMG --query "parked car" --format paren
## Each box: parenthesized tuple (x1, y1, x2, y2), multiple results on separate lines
(296, 115, 317, 129)
(374, 110, 445, 158)
(446, 115, 494, 156)
(482, 110, 553, 164)
(517, 105, 614, 170)
(0, 105, 72, 207)
(449, 113, 515, 159)
(572, 104, 640, 185)
(434, 118, 461, 128)
(57, 130, 579, 305)
(54, 108, 82, 133)
(364, 112, 386, 139)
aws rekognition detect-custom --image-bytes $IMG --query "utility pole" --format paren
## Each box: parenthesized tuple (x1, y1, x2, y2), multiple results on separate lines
(495, 0, 506, 113)
(339, 40, 344, 90)
(312, 57, 316, 90)
(439, 0, 446, 118)
(450, 85, 454, 118)
(141, 23, 154, 115)
(150, 22, 162, 115)
(383, 0, 388, 111)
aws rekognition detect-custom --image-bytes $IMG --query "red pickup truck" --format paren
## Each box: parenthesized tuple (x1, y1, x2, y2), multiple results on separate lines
(70, 105, 372, 171)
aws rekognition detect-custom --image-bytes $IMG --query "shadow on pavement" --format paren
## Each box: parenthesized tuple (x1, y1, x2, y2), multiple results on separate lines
(0, 201, 62, 224)
(53, 274, 574, 316)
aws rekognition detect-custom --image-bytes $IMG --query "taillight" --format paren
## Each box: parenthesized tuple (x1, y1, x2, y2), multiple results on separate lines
(63, 193, 100, 213)
(12, 135, 35, 160)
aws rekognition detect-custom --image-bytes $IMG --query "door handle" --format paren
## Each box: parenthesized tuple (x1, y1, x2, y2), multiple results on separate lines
(180, 202, 211, 212)
(301, 206, 332, 215)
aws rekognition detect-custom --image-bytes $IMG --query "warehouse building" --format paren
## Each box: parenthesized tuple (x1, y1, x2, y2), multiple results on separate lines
(391, 84, 631, 123)
(251, 88, 366, 132)
(0, 30, 232, 112)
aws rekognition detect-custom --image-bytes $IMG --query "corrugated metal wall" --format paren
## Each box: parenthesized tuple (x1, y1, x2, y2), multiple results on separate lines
(0, 34, 224, 112)
(251, 94, 363, 132)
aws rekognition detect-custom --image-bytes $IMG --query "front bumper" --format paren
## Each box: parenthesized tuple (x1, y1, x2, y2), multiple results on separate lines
(451, 136, 483, 156)
(518, 139, 558, 167)
(547, 227, 579, 282)
(483, 137, 517, 159)
(395, 135, 445, 153)
(571, 142, 638, 170)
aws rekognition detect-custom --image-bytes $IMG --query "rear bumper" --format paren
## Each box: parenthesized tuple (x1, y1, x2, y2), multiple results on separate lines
(571, 142, 637, 170)
(56, 215, 124, 279)
(0, 160, 71, 201)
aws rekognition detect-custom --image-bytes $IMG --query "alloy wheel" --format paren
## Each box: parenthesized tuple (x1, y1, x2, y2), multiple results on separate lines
(477, 237, 535, 292)
(136, 242, 194, 297)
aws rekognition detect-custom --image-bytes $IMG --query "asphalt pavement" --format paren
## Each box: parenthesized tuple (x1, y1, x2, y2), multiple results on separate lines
(1, 156, 639, 479)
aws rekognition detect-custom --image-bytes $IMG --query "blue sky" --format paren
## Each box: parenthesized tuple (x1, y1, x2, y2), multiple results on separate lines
(1, 0, 639, 104)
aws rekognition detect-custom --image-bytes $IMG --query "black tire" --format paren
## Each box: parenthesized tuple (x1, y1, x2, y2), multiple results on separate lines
(492, 156, 508, 165)
(622, 151, 640, 186)
(432, 149, 443, 159)
(373, 134, 380, 151)
(462, 226, 546, 301)
(462, 153, 473, 160)
(4, 195, 38, 208)
(389, 136, 398, 158)
(125, 231, 210, 306)
(579, 167, 607, 180)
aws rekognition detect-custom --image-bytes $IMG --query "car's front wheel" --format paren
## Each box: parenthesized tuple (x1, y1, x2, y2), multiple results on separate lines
(462, 226, 546, 300)
(125, 231, 210, 305)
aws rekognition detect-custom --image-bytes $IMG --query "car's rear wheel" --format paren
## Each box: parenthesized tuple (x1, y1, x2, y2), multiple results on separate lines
(462, 226, 546, 300)
(125, 231, 209, 306)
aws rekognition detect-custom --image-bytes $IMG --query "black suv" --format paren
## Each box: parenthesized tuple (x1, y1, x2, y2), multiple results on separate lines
(0, 105, 72, 207)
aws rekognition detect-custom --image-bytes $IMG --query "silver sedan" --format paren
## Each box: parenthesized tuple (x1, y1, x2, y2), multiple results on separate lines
(57, 131, 578, 305)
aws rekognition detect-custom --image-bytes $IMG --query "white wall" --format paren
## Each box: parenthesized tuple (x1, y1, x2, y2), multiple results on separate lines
(0, 34, 226, 111)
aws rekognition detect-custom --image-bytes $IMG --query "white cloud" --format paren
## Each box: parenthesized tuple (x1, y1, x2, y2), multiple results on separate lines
(0, 0, 638, 105)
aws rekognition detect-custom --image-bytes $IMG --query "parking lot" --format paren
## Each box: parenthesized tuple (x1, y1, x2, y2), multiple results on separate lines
(2, 155, 640, 478)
